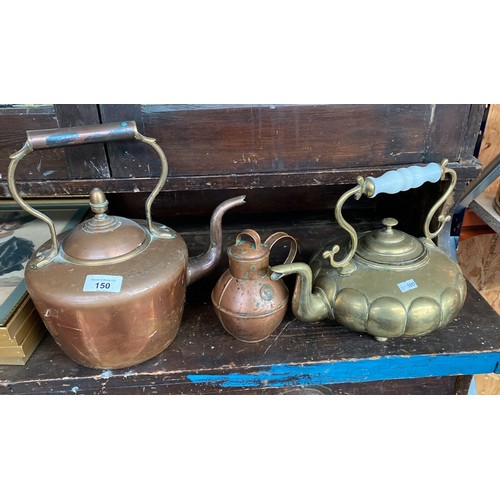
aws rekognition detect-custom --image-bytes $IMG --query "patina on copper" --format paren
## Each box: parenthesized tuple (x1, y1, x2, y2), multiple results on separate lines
(8, 121, 246, 369)
(212, 229, 297, 342)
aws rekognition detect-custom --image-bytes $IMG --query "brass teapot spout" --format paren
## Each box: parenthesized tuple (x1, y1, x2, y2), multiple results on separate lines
(270, 263, 329, 323)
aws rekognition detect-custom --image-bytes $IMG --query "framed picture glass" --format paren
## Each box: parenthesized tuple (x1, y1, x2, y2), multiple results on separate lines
(0, 199, 88, 325)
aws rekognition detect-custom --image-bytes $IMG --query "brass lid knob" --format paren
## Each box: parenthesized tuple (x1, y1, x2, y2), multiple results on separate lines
(382, 217, 399, 232)
(356, 218, 426, 266)
(89, 188, 109, 215)
(61, 188, 147, 261)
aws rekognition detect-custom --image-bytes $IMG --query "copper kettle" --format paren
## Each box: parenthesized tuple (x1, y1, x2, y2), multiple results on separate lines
(7, 121, 245, 369)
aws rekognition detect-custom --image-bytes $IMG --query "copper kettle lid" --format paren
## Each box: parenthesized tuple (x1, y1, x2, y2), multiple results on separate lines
(356, 217, 426, 265)
(62, 188, 147, 261)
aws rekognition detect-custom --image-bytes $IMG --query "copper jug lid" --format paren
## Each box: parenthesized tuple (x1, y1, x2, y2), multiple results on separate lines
(227, 230, 298, 280)
(62, 188, 147, 261)
(228, 236, 269, 262)
(356, 218, 426, 266)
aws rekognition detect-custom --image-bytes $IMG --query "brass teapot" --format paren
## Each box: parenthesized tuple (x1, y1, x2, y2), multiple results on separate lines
(7, 121, 245, 369)
(270, 161, 466, 342)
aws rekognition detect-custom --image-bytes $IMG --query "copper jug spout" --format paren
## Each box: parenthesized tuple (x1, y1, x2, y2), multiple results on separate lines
(187, 195, 246, 285)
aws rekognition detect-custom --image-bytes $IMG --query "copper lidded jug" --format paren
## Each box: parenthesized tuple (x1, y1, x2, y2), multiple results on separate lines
(270, 161, 467, 342)
(7, 121, 245, 369)
(212, 229, 297, 342)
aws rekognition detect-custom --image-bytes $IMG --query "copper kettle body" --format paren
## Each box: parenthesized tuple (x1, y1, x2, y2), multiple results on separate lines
(212, 230, 297, 342)
(7, 121, 245, 369)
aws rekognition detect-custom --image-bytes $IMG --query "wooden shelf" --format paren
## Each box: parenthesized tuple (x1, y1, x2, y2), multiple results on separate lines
(1, 217, 499, 395)
(0, 281, 498, 395)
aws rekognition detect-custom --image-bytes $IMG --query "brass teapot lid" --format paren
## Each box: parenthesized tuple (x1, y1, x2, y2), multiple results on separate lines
(356, 217, 426, 266)
(62, 188, 147, 261)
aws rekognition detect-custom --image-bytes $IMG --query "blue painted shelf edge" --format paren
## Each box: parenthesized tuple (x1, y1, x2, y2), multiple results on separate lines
(186, 352, 500, 388)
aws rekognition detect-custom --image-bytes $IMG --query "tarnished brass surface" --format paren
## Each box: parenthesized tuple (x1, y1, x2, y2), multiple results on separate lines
(355, 218, 426, 266)
(270, 161, 466, 341)
(212, 229, 297, 342)
(315, 233, 466, 337)
(272, 228, 466, 341)
(423, 159, 457, 239)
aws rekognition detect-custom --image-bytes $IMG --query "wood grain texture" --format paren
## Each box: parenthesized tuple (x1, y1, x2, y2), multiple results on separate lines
(0, 104, 484, 202)
(475, 373, 500, 394)
(0, 160, 481, 202)
(0, 106, 69, 183)
(477, 104, 500, 196)
(0, 104, 490, 395)
(462, 104, 500, 395)
(100, 104, 475, 178)
(0, 215, 498, 395)
(458, 104, 488, 161)
(478, 104, 500, 168)
(53, 105, 110, 179)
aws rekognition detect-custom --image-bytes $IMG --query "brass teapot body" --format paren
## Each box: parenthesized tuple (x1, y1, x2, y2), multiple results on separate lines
(8, 122, 245, 369)
(271, 161, 466, 341)
(211, 229, 297, 342)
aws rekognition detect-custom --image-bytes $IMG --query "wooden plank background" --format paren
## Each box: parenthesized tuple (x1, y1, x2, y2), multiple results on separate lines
(463, 103, 500, 395)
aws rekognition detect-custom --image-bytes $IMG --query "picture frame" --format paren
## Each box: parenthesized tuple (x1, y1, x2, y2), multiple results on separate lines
(0, 198, 89, 326)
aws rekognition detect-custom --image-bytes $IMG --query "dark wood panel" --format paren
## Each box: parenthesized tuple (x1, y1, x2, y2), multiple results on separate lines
(0, 160, 481, 202)
(54, 105, 110, 179)
(423, 105, 474, 162)
(99, 104, 150, 178)
(0, 106, 70, 184)
(100, 104, 475, 179)
(459, 104, 488, 161)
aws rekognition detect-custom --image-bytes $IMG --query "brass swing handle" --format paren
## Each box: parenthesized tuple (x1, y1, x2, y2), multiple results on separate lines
(8, 121, 170, 269)
(323, 160, 457, 270)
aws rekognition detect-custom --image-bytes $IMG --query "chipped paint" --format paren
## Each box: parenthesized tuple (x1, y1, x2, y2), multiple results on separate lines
(186, 352, 500, 388)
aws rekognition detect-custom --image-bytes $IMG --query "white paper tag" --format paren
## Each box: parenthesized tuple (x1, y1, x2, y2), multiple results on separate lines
(397, 279, 418, 293)
(83, 275, 123, 293)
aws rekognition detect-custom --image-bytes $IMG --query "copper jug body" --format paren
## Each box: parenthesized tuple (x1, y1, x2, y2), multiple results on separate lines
(211, 229, 297, 342)
(8, 121, 245, 369)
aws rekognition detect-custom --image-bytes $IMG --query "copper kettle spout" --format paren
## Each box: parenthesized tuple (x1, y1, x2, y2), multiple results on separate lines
(270, 263, 330, 322)
(187, 195, 246, 285)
